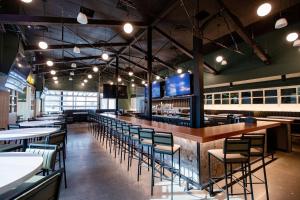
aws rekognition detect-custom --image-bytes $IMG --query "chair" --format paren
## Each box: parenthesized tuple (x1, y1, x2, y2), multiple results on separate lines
(242, 133, 269, 200)
(128, 125, 141, 170)
(8, 124, 20, 130)
(5, 170, 62, 200)
(25, 144, 57, 175)
(46, 131, 68, 188)
(151, 131, 181, 199)
(208, 137, 254, 200)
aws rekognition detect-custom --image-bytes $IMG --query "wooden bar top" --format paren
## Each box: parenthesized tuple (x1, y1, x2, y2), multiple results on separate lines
(100, 114, 281, 143)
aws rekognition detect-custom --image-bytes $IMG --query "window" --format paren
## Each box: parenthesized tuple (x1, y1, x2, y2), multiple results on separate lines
(241, 92, 251, 104)
(44, 90, 98, 112)
(252, 90, 263, 104)
(230, 93, 239, 104)
(281, 88, 297, 104)
(264, 89, 277, 104)
(214, 94, 221, 104)
(100, 93, 116, 109)
(205, 94, 212, 105)
(222, 93, 229, 104)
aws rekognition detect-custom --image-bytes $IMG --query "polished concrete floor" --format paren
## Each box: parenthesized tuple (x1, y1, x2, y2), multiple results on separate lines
(59, 124, 300, 200)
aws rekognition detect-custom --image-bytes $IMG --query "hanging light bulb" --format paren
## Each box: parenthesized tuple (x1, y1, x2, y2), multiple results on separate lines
(216, 56, 223, 63)
(73, 46, 80, 54)
(69, 77, 73, 81)
(131, 83, 135, 87)
(84, 79, 88, 83)
(156, 75, 160, 80)
(177, 68, 183, 74)
(46, 60, 54, 66)
(77, 12, 88, 24)
(81, 82, 85, 86)
(38, 41, 48, 49)
(286, 32, 298, 42)
(21, 0, 33, 3)
(54, 80, 58, 84)
(128, 71, 133, 76)
(50, 70, 56, 75)
(93, 66, 99, 72)
(71, 63, 77, 68)
(70, 71, 74, 76)
(257, 3, 272, 17)
(123, 23, 133, 34)
(275, 18, 288, 29)
(88, 74, 92, 79)
(101, 53, 109, 60)
(131, 79, 134, 82)
(293, 39, 300, 47)
(110, 81, 114, 85)
(141, 80, 145, 84)
(118, 77, 122, 82)
(52, 76, 58, 81)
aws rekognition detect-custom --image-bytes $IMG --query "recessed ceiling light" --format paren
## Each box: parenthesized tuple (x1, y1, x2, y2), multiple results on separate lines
(216, 56, 223, 63)
(123, 23, 133, 34)
(257, 3, 272, 17)
(21, 0, 32, 3)
(77, 12, 88, 24)
(50, 70, 56, 75)
(88, 74, 92, 79)
(177, 68, 183, 74)
(38, 41, 48, 49)
(84, 79, 88, 83)
(46, 60, 54, 66)
(286, 32, 298, 42)
(53, 76, 58, 80)
(93, 66, 99, 72)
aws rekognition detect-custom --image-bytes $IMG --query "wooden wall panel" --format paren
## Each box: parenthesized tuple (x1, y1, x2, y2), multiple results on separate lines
(0, 91, 9, 129)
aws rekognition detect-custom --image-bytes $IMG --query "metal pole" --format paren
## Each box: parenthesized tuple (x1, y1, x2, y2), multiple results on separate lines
(147, 26, 152, 120)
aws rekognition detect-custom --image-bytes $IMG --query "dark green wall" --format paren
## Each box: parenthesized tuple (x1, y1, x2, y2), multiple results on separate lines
(176, 23, 300, 87)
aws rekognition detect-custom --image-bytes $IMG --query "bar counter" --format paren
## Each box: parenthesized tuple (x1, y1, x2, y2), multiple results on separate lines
(99, 113, 286, 187)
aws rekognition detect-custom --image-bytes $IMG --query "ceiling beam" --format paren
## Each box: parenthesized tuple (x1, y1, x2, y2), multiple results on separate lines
(150, 27, 218, 74)
(33, 55, 110, 65)
(25, 42, 129, 51)
(131, 45, 176, 71)
(0, 14, 147, 27)
(216, 0, 270, 64)
(108, 0, 179, 66)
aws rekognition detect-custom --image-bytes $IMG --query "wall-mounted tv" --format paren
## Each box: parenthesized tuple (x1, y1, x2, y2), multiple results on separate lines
(144, 81, 162, 99)
(103, 84, 128, 99)
(165, 73, 192, 97)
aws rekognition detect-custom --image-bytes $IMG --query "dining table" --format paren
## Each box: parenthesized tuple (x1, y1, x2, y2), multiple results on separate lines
(18, 120, 61, 128)
(0, 152, 43, 194)
(0, 127, 59, 150)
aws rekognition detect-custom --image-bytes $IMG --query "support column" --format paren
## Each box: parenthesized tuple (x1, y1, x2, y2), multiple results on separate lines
(115, 55, 119, 114)
(146, 26, 153, 120)
(191, 31, 205, 128)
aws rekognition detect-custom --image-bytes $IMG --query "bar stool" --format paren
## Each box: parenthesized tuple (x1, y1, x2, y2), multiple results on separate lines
(128, 125, 141, 170)
(242, 133, 269, 200)
(208, 137, 254, 200)
(151, 131, 181, 199)
(120, 122, 131, 164)
(137, 128, 155, 181)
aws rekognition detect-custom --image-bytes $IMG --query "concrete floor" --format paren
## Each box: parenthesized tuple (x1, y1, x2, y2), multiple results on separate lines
(59, 124, 300, 200)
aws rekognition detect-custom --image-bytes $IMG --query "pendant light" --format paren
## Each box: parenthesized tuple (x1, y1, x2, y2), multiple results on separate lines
(257, 3, 272, 17)
(275, 18, 288, 29)
(216, 55, 223, 63)
(46, 60, 54, 66)
(39, 41, 48, 49)
(286, 32, 298, 42)
(50, 70, 56, 75)
(73, 46, 80, 54)
(293, 39, 300, 47)
(102, 53, 109, 60)
(93, 66, 99, 72)
(77, 12, 88, 24)
(21, 0, 32, 3)
(70, 71, 74, 76)
(71, 63, 77, 68)
(69, 77, 73, 81)
(88, 74, 92, 79)
(123, 23, 133, 34)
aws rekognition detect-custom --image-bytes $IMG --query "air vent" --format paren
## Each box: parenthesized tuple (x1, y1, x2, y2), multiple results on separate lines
(195, 10, 210, 21)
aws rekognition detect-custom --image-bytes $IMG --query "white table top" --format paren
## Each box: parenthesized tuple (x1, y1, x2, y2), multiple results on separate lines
(35, 116, 62, 121)
(0, 152, 43, 194)
(0, 128, 58, 141)
(18, 120, 61, 127)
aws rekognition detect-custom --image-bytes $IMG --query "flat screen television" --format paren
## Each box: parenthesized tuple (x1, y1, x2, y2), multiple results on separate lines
(103, 84, 128, 99)
(144, 81, 162, 99)
(165, 73, 192, 97)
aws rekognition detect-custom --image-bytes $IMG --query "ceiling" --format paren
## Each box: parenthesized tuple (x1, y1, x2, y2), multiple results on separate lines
(1, 0, 300, 83)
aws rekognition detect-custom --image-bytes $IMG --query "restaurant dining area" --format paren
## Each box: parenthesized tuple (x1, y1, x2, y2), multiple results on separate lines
(1, 0, 300, 199)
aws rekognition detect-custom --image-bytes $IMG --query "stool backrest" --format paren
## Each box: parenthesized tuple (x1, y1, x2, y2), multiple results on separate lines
(46, 131, 66, 146)
(139, 128, 154, 144)
(224, 137, 250, 156)
(153, 132, 173, 147)
(242, 134, 265, 155)
(129, 125, 140, 139)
